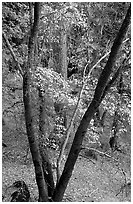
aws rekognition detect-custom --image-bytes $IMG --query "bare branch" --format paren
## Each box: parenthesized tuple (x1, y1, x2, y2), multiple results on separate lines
(81, 147, 112, 159)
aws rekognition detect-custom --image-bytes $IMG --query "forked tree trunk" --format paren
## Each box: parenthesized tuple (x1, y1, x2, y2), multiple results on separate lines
(23, 3, 48, 202)
(52, 5, 131, 201)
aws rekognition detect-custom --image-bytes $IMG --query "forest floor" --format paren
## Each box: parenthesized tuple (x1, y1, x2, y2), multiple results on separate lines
(2, 132, 131, 202)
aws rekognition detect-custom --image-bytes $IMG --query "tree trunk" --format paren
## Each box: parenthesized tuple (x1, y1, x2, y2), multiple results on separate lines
(60, 28, 67, 80)
(23, 3, 48, 202)
(23, 76, 48, 202)
(38, 88, 55, 198)
(56, 23, 68, 181)
(52, 5, 131, 201)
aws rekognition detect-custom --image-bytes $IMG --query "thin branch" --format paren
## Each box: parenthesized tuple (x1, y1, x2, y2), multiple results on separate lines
(56, 60, 89, 182)
(2, 32, 23, 76)
(87, 51, 110, 79)
(81, 147, 112, 159)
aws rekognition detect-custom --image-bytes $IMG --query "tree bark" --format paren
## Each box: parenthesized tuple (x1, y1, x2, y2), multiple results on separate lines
(23, 3, 48, 201)
(56, 21, 68, 181)
(38, 88, 55, 198)
(52, 5, 131, 201)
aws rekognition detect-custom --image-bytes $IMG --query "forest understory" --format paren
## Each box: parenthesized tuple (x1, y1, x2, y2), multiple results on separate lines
(2, 131, 131, 202)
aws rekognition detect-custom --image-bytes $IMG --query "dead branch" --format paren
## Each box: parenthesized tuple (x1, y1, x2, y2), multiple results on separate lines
(81, 146, 112, 159)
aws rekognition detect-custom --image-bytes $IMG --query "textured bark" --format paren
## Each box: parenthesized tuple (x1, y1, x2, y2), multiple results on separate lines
(23, 75, 48, 202)
(23, 3, 48, 202)
(52, 5, 131, 201)
(38, 88, 55, 198)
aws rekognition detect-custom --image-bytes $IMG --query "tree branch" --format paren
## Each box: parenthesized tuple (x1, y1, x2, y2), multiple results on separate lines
(81, 147, 112, 159)
(2, 32, 23, 76)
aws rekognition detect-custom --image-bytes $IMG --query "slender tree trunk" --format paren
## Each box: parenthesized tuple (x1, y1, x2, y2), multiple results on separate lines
(60, 28, 67, 80)
(56, 24, 68, 181)
(38, 88, 55, 198)
(23, 3, 48, 201)
(52, 5, 131, 201)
